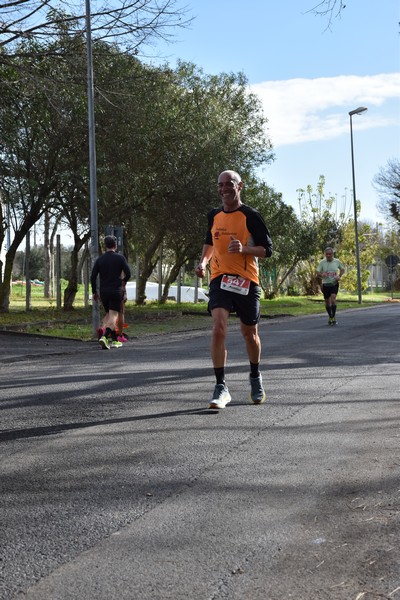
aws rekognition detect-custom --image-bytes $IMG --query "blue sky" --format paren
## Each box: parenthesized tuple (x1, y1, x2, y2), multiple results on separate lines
(143, 0, 400, 225)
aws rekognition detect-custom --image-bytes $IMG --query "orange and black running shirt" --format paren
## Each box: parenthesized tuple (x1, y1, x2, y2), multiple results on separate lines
(204, 204, 273, 285)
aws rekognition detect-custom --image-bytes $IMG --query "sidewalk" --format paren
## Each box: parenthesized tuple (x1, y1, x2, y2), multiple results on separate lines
(0, 330, 95, 363)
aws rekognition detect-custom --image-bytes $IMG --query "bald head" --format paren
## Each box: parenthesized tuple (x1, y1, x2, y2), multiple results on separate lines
(218, 170, 242, 184)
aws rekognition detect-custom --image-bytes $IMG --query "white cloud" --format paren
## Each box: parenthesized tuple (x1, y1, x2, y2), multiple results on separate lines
(250, 73, 400, 146)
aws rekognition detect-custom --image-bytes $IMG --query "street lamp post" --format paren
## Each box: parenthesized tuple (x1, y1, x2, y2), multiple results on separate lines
(349, 106, 367, 304)
(85, 0, 100, 334)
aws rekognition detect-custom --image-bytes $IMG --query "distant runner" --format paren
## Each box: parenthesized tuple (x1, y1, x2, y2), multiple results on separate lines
(91, 235, 131, 349)
(317, 247, 345, 326)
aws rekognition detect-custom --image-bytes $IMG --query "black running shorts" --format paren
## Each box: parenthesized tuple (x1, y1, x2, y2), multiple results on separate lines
(100, 289, 123, 313)
(322, 283, 339, 299)
(208, 275, 261, 326)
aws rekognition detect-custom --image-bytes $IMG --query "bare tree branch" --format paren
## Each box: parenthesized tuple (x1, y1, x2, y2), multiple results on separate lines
(306, 0, 346, 30)
(374, 158, 400, 224)
(0, 0, 192, 50)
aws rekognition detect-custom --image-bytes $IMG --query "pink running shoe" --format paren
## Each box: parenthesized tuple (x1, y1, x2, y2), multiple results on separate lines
(117, 335, 128, 343)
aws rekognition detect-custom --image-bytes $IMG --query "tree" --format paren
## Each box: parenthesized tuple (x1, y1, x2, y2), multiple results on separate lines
(43, 210, 62, 297)
(0, 32, 93, 311)
(1, 32, 130, 311)
(0, 39, 270, 309)
(1, 35, 273, 310)
(13, 244, 71, 280)
(0, 0, 191, 52)
(0, 53, 65, 310)
(0, 0, 192, 311)
(374, 158, 400, 228)
(294, 176, 346, 294)
(338, 220, 378, 293)
(241, 180, 308, 298)
(120, 63, 273, 304)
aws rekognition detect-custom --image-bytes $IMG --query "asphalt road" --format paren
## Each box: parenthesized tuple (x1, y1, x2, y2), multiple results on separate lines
(1, 304, 399, 600)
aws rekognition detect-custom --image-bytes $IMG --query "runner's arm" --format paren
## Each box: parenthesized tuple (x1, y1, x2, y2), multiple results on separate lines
(195, 244, 213, 278)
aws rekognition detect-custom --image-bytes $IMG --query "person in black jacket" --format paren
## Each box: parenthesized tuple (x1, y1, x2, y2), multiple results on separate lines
(90, 235, 131, 349)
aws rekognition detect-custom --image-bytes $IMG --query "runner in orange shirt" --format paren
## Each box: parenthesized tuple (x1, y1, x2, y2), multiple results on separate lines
(195, 170, 273, 409)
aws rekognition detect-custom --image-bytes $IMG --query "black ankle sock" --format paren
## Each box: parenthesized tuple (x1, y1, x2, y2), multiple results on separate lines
(250, 362, 260, 378)
(105, 327, 112, 338)
(326, 306, 332, 317)
(332, 305, 337, 317)
(214, 367, 225, 385)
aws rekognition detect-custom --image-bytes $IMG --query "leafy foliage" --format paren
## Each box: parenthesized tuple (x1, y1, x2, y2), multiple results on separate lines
(338, 221, 377, 292)
(0, 30, 274, 310)
(374, 158, 400, 230)
(292, 176, 345, 294)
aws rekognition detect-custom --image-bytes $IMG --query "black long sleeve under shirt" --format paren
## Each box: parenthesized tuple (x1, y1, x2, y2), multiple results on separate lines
(90, 251, 131, 294)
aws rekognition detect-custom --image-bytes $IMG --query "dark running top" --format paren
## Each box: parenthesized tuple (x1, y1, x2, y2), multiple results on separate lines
(90, 251, 131, 294)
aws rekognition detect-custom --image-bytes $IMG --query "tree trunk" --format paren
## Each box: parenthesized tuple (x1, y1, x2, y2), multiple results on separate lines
(0, 257, 12, 312)
(136, 230, 165, 305)
(0, 224, 32, 312)
(63, 246, 79, 311)
(160, 260, 183, 304)
(63, 234, 90, 310)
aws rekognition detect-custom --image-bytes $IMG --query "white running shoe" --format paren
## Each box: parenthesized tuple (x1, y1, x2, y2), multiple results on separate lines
(209, 384, 231, 409)
(249, 374, 266, 404)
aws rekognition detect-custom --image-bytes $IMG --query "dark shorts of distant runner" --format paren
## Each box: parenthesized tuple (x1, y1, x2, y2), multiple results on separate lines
(322, 283, 339, 299)
(207, 274, 261, 326)
(100, 289, 123, 313)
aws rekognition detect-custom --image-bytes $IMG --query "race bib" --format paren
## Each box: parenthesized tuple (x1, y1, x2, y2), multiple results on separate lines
(220, 274, 250, 295)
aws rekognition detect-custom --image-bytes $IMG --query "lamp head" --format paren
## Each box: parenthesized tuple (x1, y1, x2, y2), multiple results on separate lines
(349, 106, 368, 116)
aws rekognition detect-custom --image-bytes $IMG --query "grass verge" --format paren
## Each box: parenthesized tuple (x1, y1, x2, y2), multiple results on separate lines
(2, 286, 397, 341)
